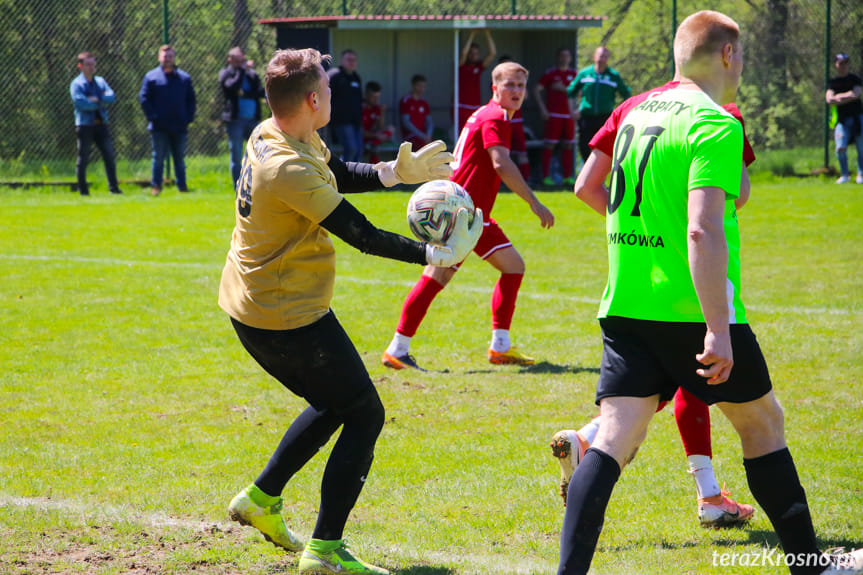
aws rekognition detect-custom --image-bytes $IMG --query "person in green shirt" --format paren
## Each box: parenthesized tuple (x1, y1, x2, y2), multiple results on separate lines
(567, 46, 631, 162)
(557, 10, 862, 575)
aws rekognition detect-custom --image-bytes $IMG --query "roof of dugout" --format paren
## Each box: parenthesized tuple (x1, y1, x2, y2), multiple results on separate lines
(259, 14, 606, 29)
(259, 14, 607, 144)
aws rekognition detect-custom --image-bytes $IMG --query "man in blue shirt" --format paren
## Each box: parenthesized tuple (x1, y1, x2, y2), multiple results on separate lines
(70, 51, 121, 196)
(139, 44, 196, 196)
(219, 47, 265, 186)
(328, 49, 364, 162)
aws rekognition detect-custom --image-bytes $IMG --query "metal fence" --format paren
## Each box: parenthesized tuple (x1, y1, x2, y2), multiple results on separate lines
(0, 0, 860, 167)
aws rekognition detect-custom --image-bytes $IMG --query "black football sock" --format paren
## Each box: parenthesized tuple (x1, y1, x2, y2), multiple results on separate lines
(558, 447, 621, 575)
(313, 388, 386, 541)
(744, 448, 824, 575)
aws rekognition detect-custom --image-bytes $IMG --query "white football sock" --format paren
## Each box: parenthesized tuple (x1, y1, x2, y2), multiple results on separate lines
(577, 415, 601, 445)
(490, 329, 511, 353)
(688, 454, 721, 499)
(386, 333, 411, 357)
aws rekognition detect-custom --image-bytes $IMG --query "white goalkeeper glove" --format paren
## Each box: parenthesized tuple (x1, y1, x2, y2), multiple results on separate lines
(375, 140, 455, 187)
(425, 208, 483, 267)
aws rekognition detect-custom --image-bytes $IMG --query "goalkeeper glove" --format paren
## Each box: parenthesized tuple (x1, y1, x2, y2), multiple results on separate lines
(425, 208, 483, 267)
(375, 140, 454, 187)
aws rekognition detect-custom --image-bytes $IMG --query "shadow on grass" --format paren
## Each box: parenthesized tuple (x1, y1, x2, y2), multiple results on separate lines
(599, 526, 860, 557)
(518, 361, 600, 375)
(463, 362, 599, 376)
(393, 566, 456, 574)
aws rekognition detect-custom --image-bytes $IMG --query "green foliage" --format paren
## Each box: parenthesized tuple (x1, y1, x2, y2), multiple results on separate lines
(0, 0, 861, 165)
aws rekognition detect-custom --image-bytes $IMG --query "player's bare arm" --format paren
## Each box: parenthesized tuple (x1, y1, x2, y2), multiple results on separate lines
(488, 145, 554, 228)
(735, 163, 750, 209)
(481, 30, 497, 68)
(534, 84, 549, 120)
(688, 186, 732, 385)
(573, 149, 612, 215)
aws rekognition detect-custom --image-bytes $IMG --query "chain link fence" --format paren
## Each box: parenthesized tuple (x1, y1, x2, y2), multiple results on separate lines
(0, 0, 860, 167)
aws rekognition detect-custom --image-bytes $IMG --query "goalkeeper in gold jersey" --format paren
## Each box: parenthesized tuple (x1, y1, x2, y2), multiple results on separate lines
(218, 48, 481, 575)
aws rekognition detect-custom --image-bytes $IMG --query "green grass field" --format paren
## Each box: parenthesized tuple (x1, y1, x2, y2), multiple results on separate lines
(0, 164, 860, 574)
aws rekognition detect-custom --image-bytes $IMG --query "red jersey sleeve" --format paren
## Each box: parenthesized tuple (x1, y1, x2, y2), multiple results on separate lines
(722, 103, 756, 167)
(481, 116, 510, 150)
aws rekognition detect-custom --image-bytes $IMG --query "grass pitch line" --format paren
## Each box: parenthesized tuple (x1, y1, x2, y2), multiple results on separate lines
(2, 253, 859, 317)
(1, 495, 558, 573)
(0, 495, 234, 533)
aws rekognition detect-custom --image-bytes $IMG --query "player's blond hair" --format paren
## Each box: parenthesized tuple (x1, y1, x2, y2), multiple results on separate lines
(492, 61, 528, 84)
(673, 10, 739, 72)
(265, 48, 332, 117)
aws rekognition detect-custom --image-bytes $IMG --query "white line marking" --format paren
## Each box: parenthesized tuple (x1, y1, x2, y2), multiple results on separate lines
(0, 495, 557, 573)
(1, 253, 858, 317)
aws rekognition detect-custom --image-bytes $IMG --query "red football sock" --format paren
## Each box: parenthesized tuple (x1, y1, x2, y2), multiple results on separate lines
(562, 148, 574, 179)
(519, 160, 531, 181)
(396, 275, 445, 337)
(541, 148, 552, 178)
(673, 387, 712, 458)
(491, 273, 523, 330)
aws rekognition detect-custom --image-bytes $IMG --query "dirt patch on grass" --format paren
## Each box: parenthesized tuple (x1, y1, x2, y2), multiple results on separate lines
(0, 524, 256, 575)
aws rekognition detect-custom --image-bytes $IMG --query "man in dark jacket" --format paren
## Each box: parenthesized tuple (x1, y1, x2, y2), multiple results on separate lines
(220, 47, 265, 186)
(328, 49, 364, 162)
(139, 44, 196, 196)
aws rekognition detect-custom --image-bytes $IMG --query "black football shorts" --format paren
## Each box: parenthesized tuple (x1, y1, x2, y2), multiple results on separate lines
(231, 310, 375, 414)
(595, 316, 773, 406)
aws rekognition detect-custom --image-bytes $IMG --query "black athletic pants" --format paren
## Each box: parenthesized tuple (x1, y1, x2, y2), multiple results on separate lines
(577, 114, 611, 162)
(76, 124, 119, 195)
(231, 311, 385, 541)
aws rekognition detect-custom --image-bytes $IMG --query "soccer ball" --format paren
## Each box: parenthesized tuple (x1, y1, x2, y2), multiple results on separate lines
(406, 180, 475, 244)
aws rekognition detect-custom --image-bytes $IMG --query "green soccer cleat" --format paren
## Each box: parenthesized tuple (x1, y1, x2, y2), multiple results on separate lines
(298, 539, 389, 574)
(228, 484, 304, 552)
(541, 176, 556, 187)
(562, 177, 576, 187)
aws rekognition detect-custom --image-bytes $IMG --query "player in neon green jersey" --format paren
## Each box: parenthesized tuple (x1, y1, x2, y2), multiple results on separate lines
(557, 10, 862, 575)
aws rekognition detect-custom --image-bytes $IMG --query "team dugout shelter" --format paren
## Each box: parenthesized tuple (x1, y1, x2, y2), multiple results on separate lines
(259, 14, 606, 155)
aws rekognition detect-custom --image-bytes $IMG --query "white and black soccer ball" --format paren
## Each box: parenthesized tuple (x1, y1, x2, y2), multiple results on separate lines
(406, 180, 475, 245)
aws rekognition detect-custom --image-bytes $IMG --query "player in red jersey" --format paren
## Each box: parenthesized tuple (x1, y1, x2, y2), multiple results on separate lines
(456, 29, 497, 132)
(382, 61, 555, 370)
(534, 48, 577, 187)
(400, 75, 433, 151)
(551, 77, 758, 527)
(362, 81, 394, 163)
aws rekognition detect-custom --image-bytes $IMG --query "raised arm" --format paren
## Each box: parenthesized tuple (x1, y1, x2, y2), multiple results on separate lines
(459, 30, 477, 66)
(481, 30, 497, 69)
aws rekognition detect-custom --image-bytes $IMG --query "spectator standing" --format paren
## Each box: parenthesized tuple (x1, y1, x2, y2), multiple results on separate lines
(70, 51, 121, 196)
(329, 49, 364, 162)
(534, 48, 577, 187)
(567, 46, 631, 162)
(456, 29, 497, 132)
(139, 44, 196, 196)
(220, 47, 264, 186)
(400, 75, 434, 151)
(362, 81, 394, 164)
(826, 53, 863, 184)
